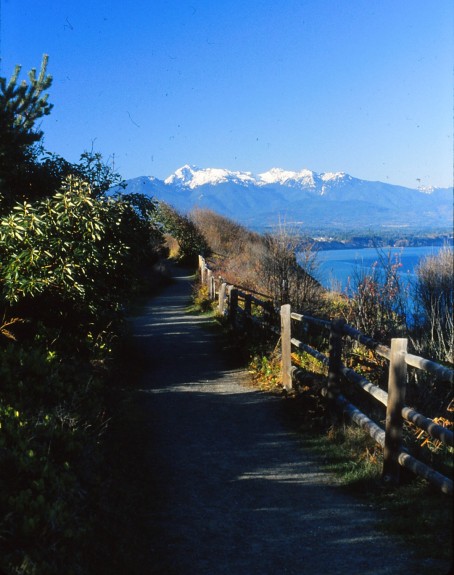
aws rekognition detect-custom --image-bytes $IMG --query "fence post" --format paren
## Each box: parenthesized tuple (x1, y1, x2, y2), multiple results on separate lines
(200, 262, 207, 285)
(383, 338, 408, 485)
(210, 275, 216, 301)
(229, 287, 238, 328)
(244, 294, 252, 332)
(280, 304, 292, 392)
(207, 269, 213, 298)
(218, 282, 227, 315)
(327, 318, 345, 400)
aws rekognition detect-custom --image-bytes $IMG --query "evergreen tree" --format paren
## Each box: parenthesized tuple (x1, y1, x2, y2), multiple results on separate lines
(0, 54, 53, 209)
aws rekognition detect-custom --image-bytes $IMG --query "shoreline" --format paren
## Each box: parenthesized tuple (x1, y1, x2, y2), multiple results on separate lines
(311, 236, 453, 251)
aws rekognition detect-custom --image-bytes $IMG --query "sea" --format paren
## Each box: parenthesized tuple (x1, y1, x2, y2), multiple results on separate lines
(303, 245, 449, 293)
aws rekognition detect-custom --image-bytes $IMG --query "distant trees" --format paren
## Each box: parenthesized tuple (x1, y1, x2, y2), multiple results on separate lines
(191, 208, 259, 257)
(191, 208, 265, 288)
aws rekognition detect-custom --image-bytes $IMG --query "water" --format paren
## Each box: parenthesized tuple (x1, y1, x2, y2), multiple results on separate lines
(306, 245, 446, 292)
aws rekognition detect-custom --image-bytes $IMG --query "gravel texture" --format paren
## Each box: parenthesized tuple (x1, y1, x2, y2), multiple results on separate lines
(127, 267, 439, 575)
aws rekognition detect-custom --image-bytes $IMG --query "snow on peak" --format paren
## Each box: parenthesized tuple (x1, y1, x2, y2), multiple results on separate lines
(417, 185, 436, 194)
(164, 164, 198, 185)
(320, 171, 347, 182)
(164, 165, 355, 191)
(258, 168, 316, 187)
(165, 165, 255, 189)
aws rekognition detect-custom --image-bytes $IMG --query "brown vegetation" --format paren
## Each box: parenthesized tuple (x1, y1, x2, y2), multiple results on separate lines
(191, 208, 324, 312)
(190, 208, 266, 290)
(413, 246, 453, 364)
(192, 208, 452, 420)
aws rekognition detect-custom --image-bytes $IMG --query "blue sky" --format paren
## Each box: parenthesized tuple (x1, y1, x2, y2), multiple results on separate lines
(1, 0, 453, 188)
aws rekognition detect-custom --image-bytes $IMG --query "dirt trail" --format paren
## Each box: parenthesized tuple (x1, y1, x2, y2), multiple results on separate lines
(128, 267, 430, 575)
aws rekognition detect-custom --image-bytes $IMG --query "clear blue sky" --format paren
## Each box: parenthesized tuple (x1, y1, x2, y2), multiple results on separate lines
(1, 0, 453, 188)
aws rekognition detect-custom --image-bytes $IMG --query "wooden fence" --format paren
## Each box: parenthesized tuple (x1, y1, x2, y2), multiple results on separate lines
(198, 256, 454, 495)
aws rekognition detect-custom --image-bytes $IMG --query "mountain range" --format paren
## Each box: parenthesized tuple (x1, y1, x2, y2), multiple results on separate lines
(114, 165, 453, 232)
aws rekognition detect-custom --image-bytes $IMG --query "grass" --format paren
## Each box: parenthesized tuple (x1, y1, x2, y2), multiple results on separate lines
(190, 283, 218, 314)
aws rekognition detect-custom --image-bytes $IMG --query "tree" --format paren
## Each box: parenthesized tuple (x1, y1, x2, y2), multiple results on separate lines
(0, 55, 53, 209)
(0, 54, 52, 149)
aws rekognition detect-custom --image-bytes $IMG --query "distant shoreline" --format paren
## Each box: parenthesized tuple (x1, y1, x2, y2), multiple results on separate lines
(311, 235, 453, 251)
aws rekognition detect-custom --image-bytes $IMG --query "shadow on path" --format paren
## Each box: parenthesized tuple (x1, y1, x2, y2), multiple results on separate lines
(126, 267, 427, 575)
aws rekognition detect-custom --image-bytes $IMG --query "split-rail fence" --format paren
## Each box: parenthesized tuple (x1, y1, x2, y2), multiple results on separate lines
(198, 256, 454, 496)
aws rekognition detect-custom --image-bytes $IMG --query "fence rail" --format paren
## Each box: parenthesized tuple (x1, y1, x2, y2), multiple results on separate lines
(198, 256, 454, 495)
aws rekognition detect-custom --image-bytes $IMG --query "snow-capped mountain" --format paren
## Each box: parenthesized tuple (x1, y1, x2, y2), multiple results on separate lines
(113, 164, 453, 231)
(164, 165, 256, 188)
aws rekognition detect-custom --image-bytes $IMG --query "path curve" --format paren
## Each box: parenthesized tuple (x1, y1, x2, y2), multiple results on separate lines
(130, 267, 426, 575)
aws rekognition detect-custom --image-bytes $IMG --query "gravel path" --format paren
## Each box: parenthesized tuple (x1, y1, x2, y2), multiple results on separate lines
(129, 267, 431, 575)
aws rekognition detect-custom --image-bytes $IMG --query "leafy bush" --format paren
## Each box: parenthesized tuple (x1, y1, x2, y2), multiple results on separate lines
(0, 56, 167, 574)
(153, 202, 208, 264)
(0, 179, 163, 574)
(192, 284, 214, 313)
(0, 344, 107, 574)
(0, 177, 162, 342)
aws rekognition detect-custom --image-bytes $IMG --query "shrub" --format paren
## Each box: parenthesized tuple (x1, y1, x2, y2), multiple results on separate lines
(0, 179, 163, 574)
(260, 228, 323, 313)
(153, 202, 208, 264)
(0, 178, 162, 344)
(0, 343, 107, 575)
(412, 246, 453, 363)
(340, 248, 408, 342)
(191, 209, 323, 311)
(192, 284, 213, 313)
(0, 57, 165, 574)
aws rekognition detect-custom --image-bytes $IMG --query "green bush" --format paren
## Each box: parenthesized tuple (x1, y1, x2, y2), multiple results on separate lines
(0, 177, 162, 341)
(0, 56, 166, 573)
(0, 344, 106, 575)
(153, 201, 209, 264)
(0, 179, 163, 574)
